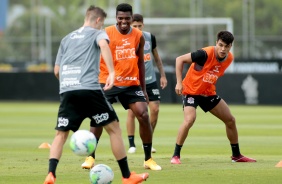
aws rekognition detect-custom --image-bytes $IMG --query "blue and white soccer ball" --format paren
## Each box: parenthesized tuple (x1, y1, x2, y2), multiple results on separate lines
(89, 164, 114, 184)
(69, 130, 96, 156)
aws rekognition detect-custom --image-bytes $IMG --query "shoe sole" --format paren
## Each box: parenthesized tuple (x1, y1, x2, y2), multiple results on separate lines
(140, 173, 149, 183)
(81, 164, 94, 169)
(124, 174, 149, 184)
(170, 157, 181, 164)
(82, 166, 93, 169)
(171, 161, 181, 164)
(144, 165, 162, 170)
(232, 160, 256, 163)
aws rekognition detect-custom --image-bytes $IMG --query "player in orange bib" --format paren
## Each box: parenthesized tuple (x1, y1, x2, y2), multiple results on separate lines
(82, 3, 162, 172)
(170, 31, 257, 164)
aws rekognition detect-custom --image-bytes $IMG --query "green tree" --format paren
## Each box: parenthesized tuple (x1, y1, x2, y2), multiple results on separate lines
(2, 0, 282, 71)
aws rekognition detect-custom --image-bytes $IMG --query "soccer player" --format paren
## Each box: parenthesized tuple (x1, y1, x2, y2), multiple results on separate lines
(126, 13, 167, 154)
(81, 3, 161, 171)
(43, 5, 149, 184)
(170, 30, 257, 164)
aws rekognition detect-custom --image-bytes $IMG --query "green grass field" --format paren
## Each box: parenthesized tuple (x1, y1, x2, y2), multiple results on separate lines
(1, 101, 282, 184)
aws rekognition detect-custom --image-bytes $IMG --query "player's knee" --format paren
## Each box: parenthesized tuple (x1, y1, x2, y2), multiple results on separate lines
(227, 115, 235, 123)
(183, 118, 195, 129)
(231, 116, 236, 123)
(104, 121, 121, 134)
(151, 106, 159, 115)
(136, 111, 149, 123)
(225, 116, 236, 126)
(184, 114, 196, 124)
(56, 130, 69, 142)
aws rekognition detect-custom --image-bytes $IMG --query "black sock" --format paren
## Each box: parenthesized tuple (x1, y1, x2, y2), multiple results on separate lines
(90, 151, 95, 158)
(128, 136, 135, 148)
(231, 143, 241, 157)
(117, 157, 130, 178)
(173, 144, 182, 157)
(48, 158, 59, 178)
(143, 143, 152, 161)
(90, 138, 99, 158)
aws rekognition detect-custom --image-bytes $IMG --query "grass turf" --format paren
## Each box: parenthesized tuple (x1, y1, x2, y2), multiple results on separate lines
(0, 101, 281, 184)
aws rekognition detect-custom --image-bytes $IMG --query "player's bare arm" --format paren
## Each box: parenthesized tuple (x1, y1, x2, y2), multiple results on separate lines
(99, 39, 115, 91)
(137, 35, 146, 89)
(54, 65, 60, 80)
(175, 53, 192, 95)
(152, 47, 167, 89)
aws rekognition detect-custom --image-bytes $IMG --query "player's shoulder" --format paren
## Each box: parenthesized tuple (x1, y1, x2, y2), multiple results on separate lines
(201, 46, 214, 55)
(202, 46, 213, 51)
(61, 30, 76, 43)
(104, 25, 116, 33)
(228, 51, 234, 60)
(106, 25, 115, 29)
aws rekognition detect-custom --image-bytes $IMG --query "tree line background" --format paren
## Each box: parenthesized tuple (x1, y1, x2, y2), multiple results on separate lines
(0, 0, 281, 72)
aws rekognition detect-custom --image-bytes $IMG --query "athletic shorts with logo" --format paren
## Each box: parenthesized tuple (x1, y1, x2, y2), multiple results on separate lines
(89, 85, 146, 127)
(183, 95, 221, 112)
(56, 90, 119, 131)
(100, 85, 146, 109)
(146, 81, 161, 101)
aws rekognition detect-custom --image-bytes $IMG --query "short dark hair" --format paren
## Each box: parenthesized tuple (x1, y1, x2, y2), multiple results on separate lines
(133, 14, 143, 22)
(86, 5, 107, 21)
(217, 31, 234, 45)
(116, 3, 132, 15)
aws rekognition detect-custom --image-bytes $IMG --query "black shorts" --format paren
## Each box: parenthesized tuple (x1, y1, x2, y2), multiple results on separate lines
(56, 90, 118, 131)
(101, 85, 146, 110)
(183, 95, 221, 112)
(146, 81, 161, 101)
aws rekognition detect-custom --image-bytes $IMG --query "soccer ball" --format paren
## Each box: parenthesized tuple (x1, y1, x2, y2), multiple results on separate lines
(89, 164, 114, 184)
(69, 130, 96, 156)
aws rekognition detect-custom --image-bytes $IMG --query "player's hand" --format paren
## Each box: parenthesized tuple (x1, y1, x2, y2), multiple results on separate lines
(175, 83, 183, 96)
(160, 76, 167, 89)
(143, 91, 149, 104)
(103, 72, 114, 91)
